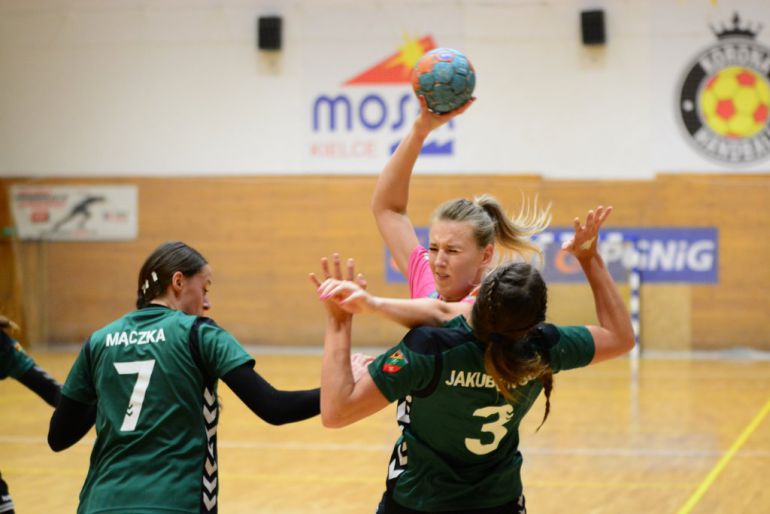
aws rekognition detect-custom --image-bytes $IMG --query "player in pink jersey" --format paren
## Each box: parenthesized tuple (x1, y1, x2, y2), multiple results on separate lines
(372, 97, 551, 308)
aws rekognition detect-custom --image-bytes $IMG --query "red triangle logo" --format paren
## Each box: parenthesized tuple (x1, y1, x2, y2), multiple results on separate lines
(344, 35, 437, 86)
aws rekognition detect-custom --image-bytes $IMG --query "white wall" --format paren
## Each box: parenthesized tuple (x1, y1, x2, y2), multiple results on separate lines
(1, 0, 768, 178)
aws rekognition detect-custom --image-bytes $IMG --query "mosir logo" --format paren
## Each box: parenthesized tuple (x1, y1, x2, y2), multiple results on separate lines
(311, 35, 458, 160)
(678, 13, 770, 164)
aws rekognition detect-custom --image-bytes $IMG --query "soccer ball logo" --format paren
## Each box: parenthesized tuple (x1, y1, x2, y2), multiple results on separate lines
(677, 13, 770, 164)
(411, 48, 475, 114)
(700, 66, 770, 138)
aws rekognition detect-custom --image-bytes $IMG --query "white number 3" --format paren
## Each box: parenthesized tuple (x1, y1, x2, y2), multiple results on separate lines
(114, 360, 156, 432)
(465, 404, 514, 455)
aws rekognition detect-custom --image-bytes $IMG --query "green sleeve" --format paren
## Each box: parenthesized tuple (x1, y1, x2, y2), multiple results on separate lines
(61, 341, 97, 404)
(547, 326, 595, 372)
(197, 322, 255, 378)
(367, 340, 437, 403)
(0, 333, 35, 380)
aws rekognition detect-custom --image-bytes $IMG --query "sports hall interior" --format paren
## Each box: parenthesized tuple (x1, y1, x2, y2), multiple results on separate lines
(1, 1, 769, 513)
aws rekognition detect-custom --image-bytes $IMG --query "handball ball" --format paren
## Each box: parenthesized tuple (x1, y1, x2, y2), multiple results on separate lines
(411, 48, 476, 114)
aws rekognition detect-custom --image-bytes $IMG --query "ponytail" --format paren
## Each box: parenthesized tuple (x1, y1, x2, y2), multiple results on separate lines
(475, 194, 551, 263)
(471, 262, 553, 429)
(432, 194, 551, 263)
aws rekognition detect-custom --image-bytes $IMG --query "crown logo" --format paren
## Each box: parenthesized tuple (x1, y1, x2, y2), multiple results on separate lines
(711, 13, 762, 40)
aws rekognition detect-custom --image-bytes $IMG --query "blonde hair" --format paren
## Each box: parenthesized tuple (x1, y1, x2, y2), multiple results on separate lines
(431, 193, 551, 263)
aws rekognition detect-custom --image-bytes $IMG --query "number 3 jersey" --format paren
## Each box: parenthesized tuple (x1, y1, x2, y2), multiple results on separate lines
(61, 305, 254, 514)
(367, 316, 595, 512)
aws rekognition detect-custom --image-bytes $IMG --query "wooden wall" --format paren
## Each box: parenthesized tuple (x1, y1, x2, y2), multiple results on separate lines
(1, 174, 768, 351)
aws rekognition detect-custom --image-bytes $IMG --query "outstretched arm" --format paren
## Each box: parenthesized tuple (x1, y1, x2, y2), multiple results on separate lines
(562, 206, 635, 364)
(371, 97, 474, 274)
(314, 278, 470, 328)
(222, 364, 320, 425)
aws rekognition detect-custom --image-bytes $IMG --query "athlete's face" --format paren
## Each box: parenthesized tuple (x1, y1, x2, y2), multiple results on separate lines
(177, 265, 212, 316)
(428, 220, 493, 302)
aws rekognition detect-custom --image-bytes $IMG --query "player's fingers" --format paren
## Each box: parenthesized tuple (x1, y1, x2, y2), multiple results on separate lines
(598, 205, 613, 226)
(332, 253, 343, 280)
(356, 273, 368, 290)
(320, 257, 331, 279)
(346, 258, 355, 281)
(309, 273, 322, 289)
(573, 217, 581, 231)
(585, 209, 595, 230)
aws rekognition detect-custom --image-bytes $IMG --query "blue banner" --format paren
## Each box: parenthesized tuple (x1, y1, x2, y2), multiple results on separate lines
(385, 227, 718, 284)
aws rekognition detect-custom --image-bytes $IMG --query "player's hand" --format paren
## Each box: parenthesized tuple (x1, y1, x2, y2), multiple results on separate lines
(350, 352, 374, 382)
(0, 315, 20, 334)
(562, 206, 613, 260)
(315, 279, 376, 315)
(414, 95, 475, 135)
(310, 254, 364, 322)
(317, 253, 367, 290)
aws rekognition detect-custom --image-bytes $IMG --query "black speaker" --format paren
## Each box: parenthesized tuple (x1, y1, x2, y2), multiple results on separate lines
(580, 10, 606, 45)
(258, 16, 282, 51)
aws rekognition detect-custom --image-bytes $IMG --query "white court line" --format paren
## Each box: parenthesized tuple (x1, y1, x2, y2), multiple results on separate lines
(2, 435, 769, 458)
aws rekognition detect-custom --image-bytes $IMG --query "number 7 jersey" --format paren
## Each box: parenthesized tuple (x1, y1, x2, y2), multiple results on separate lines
(61, 305, 254, 514)
(367, 316, 595, 512)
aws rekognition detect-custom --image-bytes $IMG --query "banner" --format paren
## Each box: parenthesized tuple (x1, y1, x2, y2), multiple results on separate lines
(10, 185, 138, 241)
(385, 227, 718, 284)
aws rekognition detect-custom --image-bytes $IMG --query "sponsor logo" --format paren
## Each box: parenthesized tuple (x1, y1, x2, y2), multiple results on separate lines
(678, 13, 770, 164)
(386, 227, 718, 284)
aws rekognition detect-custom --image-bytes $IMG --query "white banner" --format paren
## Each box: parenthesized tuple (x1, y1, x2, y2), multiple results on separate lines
(10, 185, 138, 241)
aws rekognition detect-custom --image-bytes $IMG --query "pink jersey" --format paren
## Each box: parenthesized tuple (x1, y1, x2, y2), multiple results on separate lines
(407, 246, 477, 303)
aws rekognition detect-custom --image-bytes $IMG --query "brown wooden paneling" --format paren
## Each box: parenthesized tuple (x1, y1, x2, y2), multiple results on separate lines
(1, 174, 768, 350)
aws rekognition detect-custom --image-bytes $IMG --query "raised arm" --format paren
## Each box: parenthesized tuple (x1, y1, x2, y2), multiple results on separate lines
(371, 96, 474, 274)
(562, 206, 635, 364)
(317, 288, 390, 428)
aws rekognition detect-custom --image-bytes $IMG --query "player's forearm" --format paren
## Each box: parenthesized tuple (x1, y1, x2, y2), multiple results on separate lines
(372, 125, 428, 215)
(320, 318, 356, 428)
(368, 297, 460, 328)
(18, 365, 61, 407)
(48, 395, 96, 452)
(579, 254, 634, 351)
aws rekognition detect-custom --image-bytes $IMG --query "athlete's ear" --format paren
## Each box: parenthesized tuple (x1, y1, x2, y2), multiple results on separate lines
(481, 244, 494, 266)
(170, 271, 185, 292)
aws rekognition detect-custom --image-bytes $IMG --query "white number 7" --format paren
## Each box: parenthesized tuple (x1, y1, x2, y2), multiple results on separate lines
(114, 360, 156, 432)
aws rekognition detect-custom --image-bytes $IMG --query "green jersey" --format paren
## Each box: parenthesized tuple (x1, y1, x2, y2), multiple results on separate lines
(62, 305, 253, 514)
(0, 332, 35, 380)
(368, 316, 595, 512)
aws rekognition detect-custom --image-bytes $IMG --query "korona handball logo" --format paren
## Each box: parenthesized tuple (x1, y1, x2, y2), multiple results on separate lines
(678, 13, 770, 164)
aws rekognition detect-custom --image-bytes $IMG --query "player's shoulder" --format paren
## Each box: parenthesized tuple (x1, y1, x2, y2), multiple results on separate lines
(530, 323, 592, 354)
(529, 323, 561, 350)
(402, 317, 475, 356)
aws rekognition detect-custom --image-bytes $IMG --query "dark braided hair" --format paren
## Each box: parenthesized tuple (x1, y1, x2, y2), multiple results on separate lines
(471, 262, 554, 429)
(136, 241, 207, 309)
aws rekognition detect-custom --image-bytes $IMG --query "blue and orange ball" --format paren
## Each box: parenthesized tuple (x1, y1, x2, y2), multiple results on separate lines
(412, 48, 476, 114)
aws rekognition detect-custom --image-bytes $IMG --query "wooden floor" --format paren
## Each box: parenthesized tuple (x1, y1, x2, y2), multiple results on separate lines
(1, 350, 769, 514)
